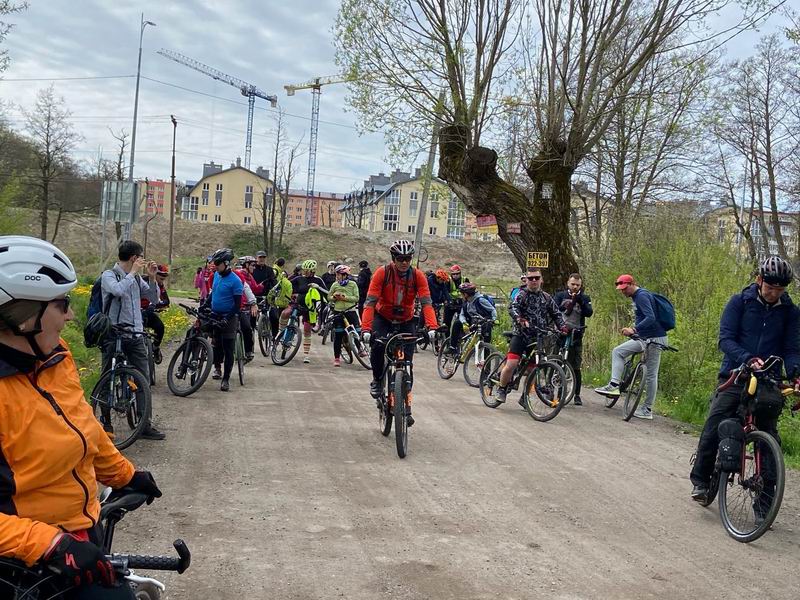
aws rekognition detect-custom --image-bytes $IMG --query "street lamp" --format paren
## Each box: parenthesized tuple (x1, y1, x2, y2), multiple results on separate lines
(126, 13, 156, 239)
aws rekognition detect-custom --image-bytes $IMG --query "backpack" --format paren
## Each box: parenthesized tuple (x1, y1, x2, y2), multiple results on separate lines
(383, 264, 419, 294)
(474, 294, 496, 319)
(86, 271, 121, 318)
(83, 271, 121, 347)
(651, 292, 676, 332)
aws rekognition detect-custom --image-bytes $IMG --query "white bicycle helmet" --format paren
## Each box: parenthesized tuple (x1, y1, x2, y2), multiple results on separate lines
(389, 239, 415, 257)
(0, 236, 77, 307)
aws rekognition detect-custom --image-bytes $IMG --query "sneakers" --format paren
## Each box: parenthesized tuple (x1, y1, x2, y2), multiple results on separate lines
(370, 380, 381, 399)
(303, 355, 311, 364)
(406, 410, 415, 427)
(594, 382, 620, 397)
(211, 367, 222, 380)
(573, 395, 583, 406)
(333, 358, 341, 367)
(633, 407, 653, 420)
(691, 485, 709, 503)
(495, 386, 508, 403)
(245, 352, 254, 363)
(220, 379, 230, 392)
(141, 426, 166, 441)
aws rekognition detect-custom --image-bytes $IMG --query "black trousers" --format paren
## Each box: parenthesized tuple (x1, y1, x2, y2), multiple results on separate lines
(212, 314, 239, 381)
(443, 304, 460, 347)
(566, 342, 583, 395)
(370, 313, 416, 388)
(690, 381, 782, 491)
(141, 310, 164, 348)
(240, 309, 255, 355)
(333, 309, 361, 359)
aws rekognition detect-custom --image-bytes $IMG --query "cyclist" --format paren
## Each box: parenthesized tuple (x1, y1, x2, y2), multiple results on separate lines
(283, 259, 326, 363)
(101, 240, 165, 441)
(495, 267, 567, 405)
(208, 248, 243, 391)
(141, 263, 170, 363)
(361, 240, 438, 426)
(554, 273, 593, 406)
(451, 282, 497, 361)
(357, 260, 372, 313)
(327, 264, 361, 367)
(252, 250, 276, 294)
(235, 257, 263, 362)
(321, 260, 339, 291)
(509, 274, 527, 301)
(689, 256, 800, 504)
(0, 235, 162, 599)
(268, 268, 294, 339)
(443, 265, 465, 354)
(594, 274, 668, 420)
(273, 257, 287, 278)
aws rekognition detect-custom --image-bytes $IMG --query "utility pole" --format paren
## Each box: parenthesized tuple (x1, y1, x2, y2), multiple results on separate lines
(414, 92, 446, 267)
(168, 115, 177, 268)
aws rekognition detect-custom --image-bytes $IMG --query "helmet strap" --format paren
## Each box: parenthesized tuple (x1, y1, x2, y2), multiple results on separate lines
(0, 303, 51, 361)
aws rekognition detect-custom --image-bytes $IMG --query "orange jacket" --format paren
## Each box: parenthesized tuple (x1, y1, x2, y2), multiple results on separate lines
(362, 265, 438, 331)
(0, 341, 135, 566)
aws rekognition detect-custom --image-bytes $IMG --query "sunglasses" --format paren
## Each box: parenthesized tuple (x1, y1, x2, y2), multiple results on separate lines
(526, 275, 542, 281)
(394, 255, 413, 263)
(50, 295, 71, 314)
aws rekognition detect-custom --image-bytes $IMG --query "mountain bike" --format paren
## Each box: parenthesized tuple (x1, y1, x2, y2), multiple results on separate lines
(697, 356, 800, 543)
(436, 317, 496, 387)
(335, 306, 371, 369)
(374, 332, 418, 459)
(142, 329, 158, 386)
(0, 487, 191, 599)
(553, 326, 585, 405)
(256, 299, 274, 357)
(603, 335, 678, 421)
(90, 325, 152, 450)
(271, 301, 303, 366)
(319, 303, 336, 345)
(166, 303, 216, 397)
(478, 330, 567, 422)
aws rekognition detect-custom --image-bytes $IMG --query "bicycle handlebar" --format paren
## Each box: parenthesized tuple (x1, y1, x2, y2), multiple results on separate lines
(110, 539, 191, 574)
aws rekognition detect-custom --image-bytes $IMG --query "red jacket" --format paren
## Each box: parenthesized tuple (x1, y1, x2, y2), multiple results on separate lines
(362, 265, 438, 331)
(234, 269, 264, 309)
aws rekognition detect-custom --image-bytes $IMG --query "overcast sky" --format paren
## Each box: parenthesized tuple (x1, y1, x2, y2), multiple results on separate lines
(0, 1, 791, 194)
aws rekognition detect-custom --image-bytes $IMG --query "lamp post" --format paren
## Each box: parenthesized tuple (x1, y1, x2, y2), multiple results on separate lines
(168, 115, 177, 268)
(126, 13, 156, 239)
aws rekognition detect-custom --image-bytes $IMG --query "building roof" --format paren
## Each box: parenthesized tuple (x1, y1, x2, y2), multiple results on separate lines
(287, 189, 345, 201)
(188, 165, 272, 195)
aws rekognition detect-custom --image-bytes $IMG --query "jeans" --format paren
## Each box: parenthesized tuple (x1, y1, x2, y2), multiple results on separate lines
(610, 336, 667, 411)
(101, 336, 152, 428)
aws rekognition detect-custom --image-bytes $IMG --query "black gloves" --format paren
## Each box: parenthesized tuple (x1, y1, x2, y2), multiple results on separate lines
(44, 533, 116, 587)
(125, 470, 162, 505)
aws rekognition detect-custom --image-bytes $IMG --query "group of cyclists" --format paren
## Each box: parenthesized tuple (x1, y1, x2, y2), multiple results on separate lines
(1, 229, 800, 596)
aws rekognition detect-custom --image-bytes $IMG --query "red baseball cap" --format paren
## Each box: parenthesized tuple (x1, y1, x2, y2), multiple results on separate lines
(615, 274, 635, 288)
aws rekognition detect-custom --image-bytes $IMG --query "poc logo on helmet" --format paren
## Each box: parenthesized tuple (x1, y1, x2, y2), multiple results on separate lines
(24, 275, 42, 281)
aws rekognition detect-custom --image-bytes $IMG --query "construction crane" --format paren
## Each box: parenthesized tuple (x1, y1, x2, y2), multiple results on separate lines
(157, 48, 278, 170)
(284, 75, 351, 224)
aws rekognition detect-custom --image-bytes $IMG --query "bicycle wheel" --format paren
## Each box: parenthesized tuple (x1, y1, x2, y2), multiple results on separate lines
(341, 336, 354, 364)
(90, 366, 151, 451)
(463, 344, 494, 388)
(622, 363, 646, 421)
(166, 337, 213, 397)
(321, 321, 330, 345)
(394, 370, 408, 459)
(718, 430, 785, 543)
(554, 356, 576, 405)
(235, 332, 245, 385)
(698, 464, 721, 508)
(146, 337, 156, 386)
(433, 330, 445, 355)
(606, 359, 633, 408)
(350, 332, 371, 369)
(479, 353, 506, 409)
(436, 338, 459, 379)
(271, 324, 302, 366)
(379, 377, 392, 437)
(523, 361, 566, 422)
(257, 315, 272, 357)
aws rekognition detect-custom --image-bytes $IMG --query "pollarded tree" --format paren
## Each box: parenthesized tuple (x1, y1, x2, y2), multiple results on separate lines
(335, 0, 784, 285)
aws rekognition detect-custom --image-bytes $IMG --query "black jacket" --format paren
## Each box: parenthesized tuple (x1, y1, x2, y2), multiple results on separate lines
(554, 289, 593, 342)
(357, 267, 372, 302)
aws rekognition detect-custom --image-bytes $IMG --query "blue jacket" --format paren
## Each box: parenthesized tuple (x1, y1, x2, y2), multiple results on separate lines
(719, 283, 800, 378)
(630, 288, 666, 339)
(211, 270, 244, 315)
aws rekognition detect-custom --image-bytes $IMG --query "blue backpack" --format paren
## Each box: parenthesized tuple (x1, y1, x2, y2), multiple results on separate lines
(86, 271, 121, 319)
(652, 292, 676, 332)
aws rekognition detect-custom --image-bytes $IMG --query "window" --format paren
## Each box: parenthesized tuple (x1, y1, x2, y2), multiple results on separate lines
(181, 196, 199, 220)
(244, 216, 252, 224)
(383, 188, 400, 231)
(429, 192, 439, 218)
(215, 195, 222, 207)
(216, 183, 223, 191)
(202, 183, 209, 190)
(407, 224, 416, 233)
(201, 191, 209, 206)
(201, 214, 208, 222)
(447, 196, 466, 239)
(409, 191, 418, 217)
(428, 226, 437, 235)
(214, 215, 221, 223)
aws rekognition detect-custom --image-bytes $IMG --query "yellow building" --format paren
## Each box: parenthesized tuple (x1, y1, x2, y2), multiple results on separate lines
(705, 205, 798, 259)
(181, 161, 274, 226)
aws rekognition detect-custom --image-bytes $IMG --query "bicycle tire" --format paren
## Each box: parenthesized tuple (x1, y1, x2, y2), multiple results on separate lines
(554, 356, 576, 405)
(698, 464, 721, 507)
(257, 315, 272, 357)
(146, 337, 156, 386)
(166, 337, 213, 397)
(394, 370, 408, 459)
(479, 353, 506, 408)
(436, 337, 459, 380)
(341, 336, 354, 364)
(235, 332, 245, 386)
(350, 332, 371, 369)
(463, 344, 494, 388)
(606, 358, 634, 409)
(622, 363, 646, 421)
(379, 377, 392, 437)
(718, 430, 785, 543)
(523, 360, 566, 422)
(90, 365, 151, 451)
(271, 324, 302, 366)
(133, 581, 163, 600)
(433, 331, 445, 355)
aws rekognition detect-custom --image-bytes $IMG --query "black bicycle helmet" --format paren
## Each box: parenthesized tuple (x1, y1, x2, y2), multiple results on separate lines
(212, 248, 234, 266)
(759, 255, 793, 286)
(83, 312, 112, 348)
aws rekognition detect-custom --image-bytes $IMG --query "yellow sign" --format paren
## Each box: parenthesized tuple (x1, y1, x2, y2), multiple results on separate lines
(526, 252, 549, 268)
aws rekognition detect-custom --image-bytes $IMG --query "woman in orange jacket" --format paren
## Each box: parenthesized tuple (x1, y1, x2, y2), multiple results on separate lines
(0, 236, 161, 598)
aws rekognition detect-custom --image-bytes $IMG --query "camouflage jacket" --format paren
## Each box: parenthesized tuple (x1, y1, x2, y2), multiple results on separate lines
(508, 288, 565, 336)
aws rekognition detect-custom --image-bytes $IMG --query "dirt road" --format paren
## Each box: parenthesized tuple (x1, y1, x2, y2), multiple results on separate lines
(118, 344, 800, 599)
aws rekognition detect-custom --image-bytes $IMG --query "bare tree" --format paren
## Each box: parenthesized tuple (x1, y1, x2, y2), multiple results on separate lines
(0, 1, 26, 74)
(278, 141, 304, 247)
(23, 85, 80, 240)
(267, 108, 287, 254)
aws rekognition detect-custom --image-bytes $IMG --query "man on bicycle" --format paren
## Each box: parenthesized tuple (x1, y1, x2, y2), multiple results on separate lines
(594, 274, 668, 420)
(101, 240, 165, 440)
(496, 267, 566, 405)
(361, 240, 438, 426)
(141, 264, 170, 364)
(554, 273, 593, 406)
(443, 265, 465, 353)
(208, 248, 243, 391)
(689, 256, 800, 503)
(450, 282, 497, 362)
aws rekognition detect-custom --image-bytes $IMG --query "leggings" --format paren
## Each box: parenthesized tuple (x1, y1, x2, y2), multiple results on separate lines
(240, 309, 254, 355)
(333, 309, 360, 359)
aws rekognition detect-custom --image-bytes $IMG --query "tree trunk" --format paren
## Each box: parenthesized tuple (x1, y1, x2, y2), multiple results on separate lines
(268, 187, 277, 253)
(39, 181, 49, 240)
(438, 124, 578, 290)
(51, 205, 63, 244)
(261, 191, 269, 254)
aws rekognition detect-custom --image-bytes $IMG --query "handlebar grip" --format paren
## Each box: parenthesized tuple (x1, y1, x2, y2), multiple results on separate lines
(119, 553, 180, 571)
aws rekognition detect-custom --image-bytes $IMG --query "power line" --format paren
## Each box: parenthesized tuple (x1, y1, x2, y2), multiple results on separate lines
(0, 75, 135, 82)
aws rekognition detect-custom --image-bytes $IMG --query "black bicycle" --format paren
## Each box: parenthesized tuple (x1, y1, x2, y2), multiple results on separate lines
(0, 488, 191, 599)
(374, 332, 418, 459)
(256, 299, 274, 357)
(89, 325, 152, 450)
(272, 301, 303, 366)
(166, 303, 217, 397)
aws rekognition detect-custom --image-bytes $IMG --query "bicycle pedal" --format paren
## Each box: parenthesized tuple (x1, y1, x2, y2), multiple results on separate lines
(127, 378, 138, 391)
